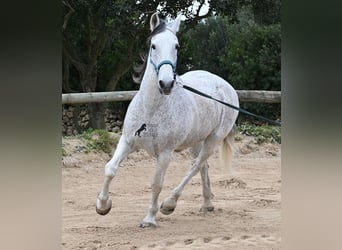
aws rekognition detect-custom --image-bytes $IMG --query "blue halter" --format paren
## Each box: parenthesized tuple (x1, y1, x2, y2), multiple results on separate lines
(149, 46, 177, 76)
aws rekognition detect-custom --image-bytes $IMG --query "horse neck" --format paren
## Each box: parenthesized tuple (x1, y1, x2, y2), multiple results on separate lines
(139, 62, 164, 115)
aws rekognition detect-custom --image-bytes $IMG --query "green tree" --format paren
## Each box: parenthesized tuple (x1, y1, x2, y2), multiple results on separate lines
(181, 16, 281, 122)
(251, 0, 281, 25)
(210, 0, 281, 25)
(62, 0, 215, 129)
(62, 0, 281, 129)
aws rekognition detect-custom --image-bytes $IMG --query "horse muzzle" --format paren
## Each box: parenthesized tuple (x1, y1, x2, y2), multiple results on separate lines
(158, 79, 174, 95)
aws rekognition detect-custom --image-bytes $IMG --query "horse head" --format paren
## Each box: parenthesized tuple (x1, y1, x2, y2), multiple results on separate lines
(149, 13, 182, 95)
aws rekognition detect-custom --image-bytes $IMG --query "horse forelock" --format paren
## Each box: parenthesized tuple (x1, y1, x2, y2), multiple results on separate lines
(133, 21, 167, 84)
(148, 21, 167, 45)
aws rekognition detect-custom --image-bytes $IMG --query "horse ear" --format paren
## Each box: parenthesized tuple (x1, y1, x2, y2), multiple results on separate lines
(168, 15, 182, 34)
(150, 12, 160, 32)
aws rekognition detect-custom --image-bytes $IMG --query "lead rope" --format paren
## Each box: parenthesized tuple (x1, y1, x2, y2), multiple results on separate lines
(175, 76, 281, 126)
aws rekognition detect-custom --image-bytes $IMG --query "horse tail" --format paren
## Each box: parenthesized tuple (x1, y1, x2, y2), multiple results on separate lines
(219, 127, 235, 174)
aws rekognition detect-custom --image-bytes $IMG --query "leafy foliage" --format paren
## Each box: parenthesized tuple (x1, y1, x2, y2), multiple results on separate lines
(211, 0, 281, 25)
(81, 129, 118, 154)
(181, 16, 281, 122)
(62, 0, 223, 129)
(63, 0, 281, 93)
(62, 0, 218, 94)
(63, 1, 281, 129)
(236, 124, 281, 144)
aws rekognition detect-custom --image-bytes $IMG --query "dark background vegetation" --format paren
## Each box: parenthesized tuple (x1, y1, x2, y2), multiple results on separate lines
(62, 0, 281, 129)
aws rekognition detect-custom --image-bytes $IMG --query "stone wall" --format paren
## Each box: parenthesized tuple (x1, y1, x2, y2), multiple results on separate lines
(104, 109, 123, 133)
(62, 104, 124, 136)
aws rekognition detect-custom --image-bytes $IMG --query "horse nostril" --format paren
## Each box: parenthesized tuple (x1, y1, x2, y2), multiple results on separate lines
(159, 80, 165, 89)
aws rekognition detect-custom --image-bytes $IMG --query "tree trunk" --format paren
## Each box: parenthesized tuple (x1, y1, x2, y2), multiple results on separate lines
(106, 62, 131, 91)
(62, 56, 76, 93)
(79, 69, 107, 130)
(105, 38, 135, 91)
(87, 103, 107, 130)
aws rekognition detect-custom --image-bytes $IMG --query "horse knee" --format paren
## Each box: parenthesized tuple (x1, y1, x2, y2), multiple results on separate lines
(104, 162, 117, 177)
(151, 183, 162, 194)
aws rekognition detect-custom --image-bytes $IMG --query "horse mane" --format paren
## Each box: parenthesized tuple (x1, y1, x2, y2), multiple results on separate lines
(133, 20, 167, 84)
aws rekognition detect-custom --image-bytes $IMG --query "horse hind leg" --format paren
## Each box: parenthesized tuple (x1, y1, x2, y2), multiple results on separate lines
(199, 162, 215, 212)
(160, 136, 219, 215)
(199, 129, 235, 213)
(190, 145, 215, 212)
(96, 136, 133, 215)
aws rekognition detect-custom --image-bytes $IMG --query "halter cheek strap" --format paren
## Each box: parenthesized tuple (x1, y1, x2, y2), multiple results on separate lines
(149, 47, 177, 78)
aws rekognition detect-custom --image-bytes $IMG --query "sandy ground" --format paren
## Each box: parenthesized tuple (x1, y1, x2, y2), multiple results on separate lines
(62, 135, 281, 249)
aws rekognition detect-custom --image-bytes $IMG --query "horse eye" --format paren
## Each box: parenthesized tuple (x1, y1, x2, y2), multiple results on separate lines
(175, 44, 180, 50)
(151, 44, 156, 50)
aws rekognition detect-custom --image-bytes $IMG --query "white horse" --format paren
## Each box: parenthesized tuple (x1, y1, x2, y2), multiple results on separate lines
(96, 13, 239, 228)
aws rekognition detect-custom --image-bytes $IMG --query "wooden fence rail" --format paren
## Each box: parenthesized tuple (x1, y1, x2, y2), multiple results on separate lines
(62, 90, 281, 105)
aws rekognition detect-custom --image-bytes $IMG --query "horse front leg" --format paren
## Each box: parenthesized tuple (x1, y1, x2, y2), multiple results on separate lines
(96, 136, 133, 215)
(140, 151, 171, 228)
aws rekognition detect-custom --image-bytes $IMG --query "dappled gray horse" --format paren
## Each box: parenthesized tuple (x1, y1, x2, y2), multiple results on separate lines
(96, 13, 239, 227)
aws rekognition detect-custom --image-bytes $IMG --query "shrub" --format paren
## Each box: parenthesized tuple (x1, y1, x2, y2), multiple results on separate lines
(182, 17, 281, 123)
(81, 129, 118, 154)
(237, 124, 281, 144)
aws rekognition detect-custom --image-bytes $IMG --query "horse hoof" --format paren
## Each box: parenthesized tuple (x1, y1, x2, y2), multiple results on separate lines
(96, 198, 112, 215)
(139, 222, 157, 228)
(200, 206, 215, 213)
(160, 203, 175, 215)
